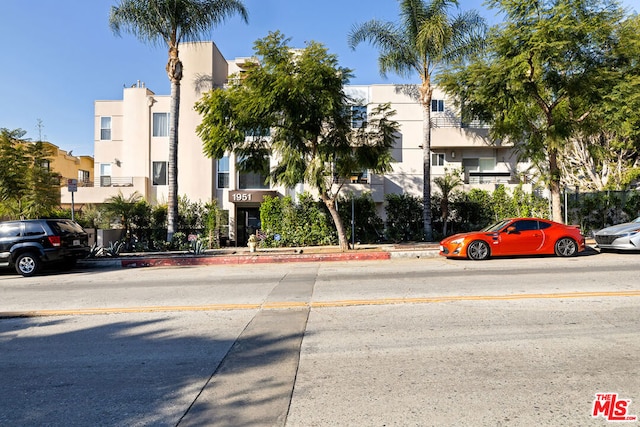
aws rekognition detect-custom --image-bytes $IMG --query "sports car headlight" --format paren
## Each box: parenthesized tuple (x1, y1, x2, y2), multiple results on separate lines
(450, 238, 465, 244)
(621, 230, 640, 237)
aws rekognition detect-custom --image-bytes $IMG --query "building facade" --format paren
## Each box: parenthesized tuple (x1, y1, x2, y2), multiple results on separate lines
(62, 41, 529, 245)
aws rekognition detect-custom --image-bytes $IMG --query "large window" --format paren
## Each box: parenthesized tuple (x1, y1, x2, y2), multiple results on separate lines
(431, 152, 445, 166)
(237, 156, 270, 189)
(152, 161, 167, 186)
(153, 113, 170, 137)
(351, 105, 367, 128)
(217, 156, 229, 189)
(431, 99, 445, 112)
(239, 171, 270, 189)
(100, 117, 111, 140)
(78, 170, 90, 184)
(100, 163, 112, 187)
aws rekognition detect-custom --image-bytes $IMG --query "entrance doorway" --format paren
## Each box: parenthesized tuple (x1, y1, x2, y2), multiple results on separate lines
(236, 207, 260, 246)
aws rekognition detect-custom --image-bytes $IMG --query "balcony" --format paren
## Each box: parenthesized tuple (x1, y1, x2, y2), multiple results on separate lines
(97, 176, 134, 187)
(430, 116, 490, 129)
(467, 171, 513, 185)
(60, 176, 149, 206)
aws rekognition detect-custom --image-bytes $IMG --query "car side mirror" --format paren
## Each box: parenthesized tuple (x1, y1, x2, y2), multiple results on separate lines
(506, 226, 516, 234)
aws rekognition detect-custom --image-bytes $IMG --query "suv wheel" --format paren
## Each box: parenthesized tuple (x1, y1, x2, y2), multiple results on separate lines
(15, 252, 40, 277)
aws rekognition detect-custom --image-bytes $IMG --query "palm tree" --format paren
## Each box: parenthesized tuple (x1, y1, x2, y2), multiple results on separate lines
(433, 168, 462, 236)
(109, 0, 248, 242)
(348, 0, 486, 241)
(102, 191, 144, 249)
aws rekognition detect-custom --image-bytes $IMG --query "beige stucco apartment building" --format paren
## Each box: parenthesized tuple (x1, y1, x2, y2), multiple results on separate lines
(62, 41, 529, 245)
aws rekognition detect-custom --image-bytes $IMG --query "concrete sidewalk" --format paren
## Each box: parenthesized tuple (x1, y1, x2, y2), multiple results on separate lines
(78, 243, 441, 269)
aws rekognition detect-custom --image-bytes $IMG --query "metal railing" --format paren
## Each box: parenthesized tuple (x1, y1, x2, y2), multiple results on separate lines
(430, 116, 490, 129)
(96, 176, 134, 187)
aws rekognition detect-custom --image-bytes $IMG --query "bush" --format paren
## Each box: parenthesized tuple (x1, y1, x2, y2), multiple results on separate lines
(336, 192, 385, 243)
(384, 193, 424, 243)
(260, 193, 336, 247)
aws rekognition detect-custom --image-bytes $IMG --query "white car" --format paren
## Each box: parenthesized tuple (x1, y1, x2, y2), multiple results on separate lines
(594, 217, 640, 252)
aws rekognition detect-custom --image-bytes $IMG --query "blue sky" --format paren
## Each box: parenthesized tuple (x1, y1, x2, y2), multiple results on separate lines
(1, 0, 637, 156)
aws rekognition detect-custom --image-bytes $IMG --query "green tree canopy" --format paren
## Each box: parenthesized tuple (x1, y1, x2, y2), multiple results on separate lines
(0, 128, 61, 219)
(195, 31, 400, 251)
(439, 0, 631, 222)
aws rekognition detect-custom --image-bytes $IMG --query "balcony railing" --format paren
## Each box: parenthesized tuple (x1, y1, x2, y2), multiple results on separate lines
(96, 176, 134, 187)
(467, 171, 513, 184)
(58, 177, 94, 187)
(430, 116, 490, 129)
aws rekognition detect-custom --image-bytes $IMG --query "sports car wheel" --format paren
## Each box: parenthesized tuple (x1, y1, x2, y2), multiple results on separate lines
(555, 237, 577, 257)
(15, 252, 40, 277)
(467, 240, 490, 260)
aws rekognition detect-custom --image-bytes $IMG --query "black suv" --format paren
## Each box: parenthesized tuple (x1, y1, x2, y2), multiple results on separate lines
(0, 219, 90, 277)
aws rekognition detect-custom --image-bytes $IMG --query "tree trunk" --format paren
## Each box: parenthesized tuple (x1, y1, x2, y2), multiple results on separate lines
(323, 196, 350, 252)
(422, 104, 433, 241)
(441, 200, 449, 236)
(166, 48, 182, 243)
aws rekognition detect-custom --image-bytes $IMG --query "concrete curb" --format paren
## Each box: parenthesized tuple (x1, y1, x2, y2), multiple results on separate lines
(78, 245, 441, 269)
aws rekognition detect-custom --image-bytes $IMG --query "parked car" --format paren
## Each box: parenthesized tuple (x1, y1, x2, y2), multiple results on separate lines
(439, 217, 585, 260)
(593, 217, 640, 252)
(0, 219, 90, 276)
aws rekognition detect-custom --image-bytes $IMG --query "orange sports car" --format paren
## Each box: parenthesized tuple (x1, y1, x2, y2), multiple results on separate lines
(439, 217, 585, 260)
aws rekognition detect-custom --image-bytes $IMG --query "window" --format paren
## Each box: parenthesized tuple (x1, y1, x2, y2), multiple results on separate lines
(349, 169, 369, 184)
(238, 156, 270, 189)
(479, 158, 496, 172)
(153, 113, 170, 137)
(152, 161, 167, 186)
(100, 117, 111, 140)
(217, 156, 229, 189)
(99, 163, 112, 187)
(78, 170, 90, 184)
(239, 171, 269, 189)
(431, 99, 444, 112)
(0, 223, 21, 238)
(512, 220, 539, 232)
(351, 105, 367, 128)
(431, 153, 445, 166)
(245, 127, 270, 137)
(24, 222, 45, 236)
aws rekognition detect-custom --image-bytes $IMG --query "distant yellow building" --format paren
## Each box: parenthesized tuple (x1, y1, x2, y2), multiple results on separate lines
(44, 142, 93, 185)
(43, 142, 94, 209)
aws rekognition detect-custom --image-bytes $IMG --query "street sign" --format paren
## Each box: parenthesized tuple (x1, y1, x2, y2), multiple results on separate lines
(67, 179, 78, 192)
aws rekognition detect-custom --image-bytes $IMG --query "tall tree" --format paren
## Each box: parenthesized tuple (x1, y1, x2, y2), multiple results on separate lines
(439, 0, 628, 222)
(560, 13, 640, 191)
(348, 0, 486, 241)
(195, 32, 400, 251)
(109, 0, 248, 242)
(0, 128, 60, 219)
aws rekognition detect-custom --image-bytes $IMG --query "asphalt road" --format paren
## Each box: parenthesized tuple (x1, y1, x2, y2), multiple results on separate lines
(1, 252, 639, 426)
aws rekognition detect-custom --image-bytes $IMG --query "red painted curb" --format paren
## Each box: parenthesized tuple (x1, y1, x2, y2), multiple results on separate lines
(120, 251, 391, 268)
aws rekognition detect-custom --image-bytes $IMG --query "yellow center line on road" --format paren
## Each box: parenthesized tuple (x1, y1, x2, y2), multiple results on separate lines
(310, 290, 640, 307)
(2, 290, 639, 318)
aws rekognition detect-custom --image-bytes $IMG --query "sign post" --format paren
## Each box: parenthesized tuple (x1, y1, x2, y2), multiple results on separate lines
(67, 179, 78, 221)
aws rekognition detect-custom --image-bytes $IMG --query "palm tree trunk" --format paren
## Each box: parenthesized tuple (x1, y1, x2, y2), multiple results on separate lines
(422, 102, 434, 242)
(167, 80, 180, 242)
(166, 48, 182, 243)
